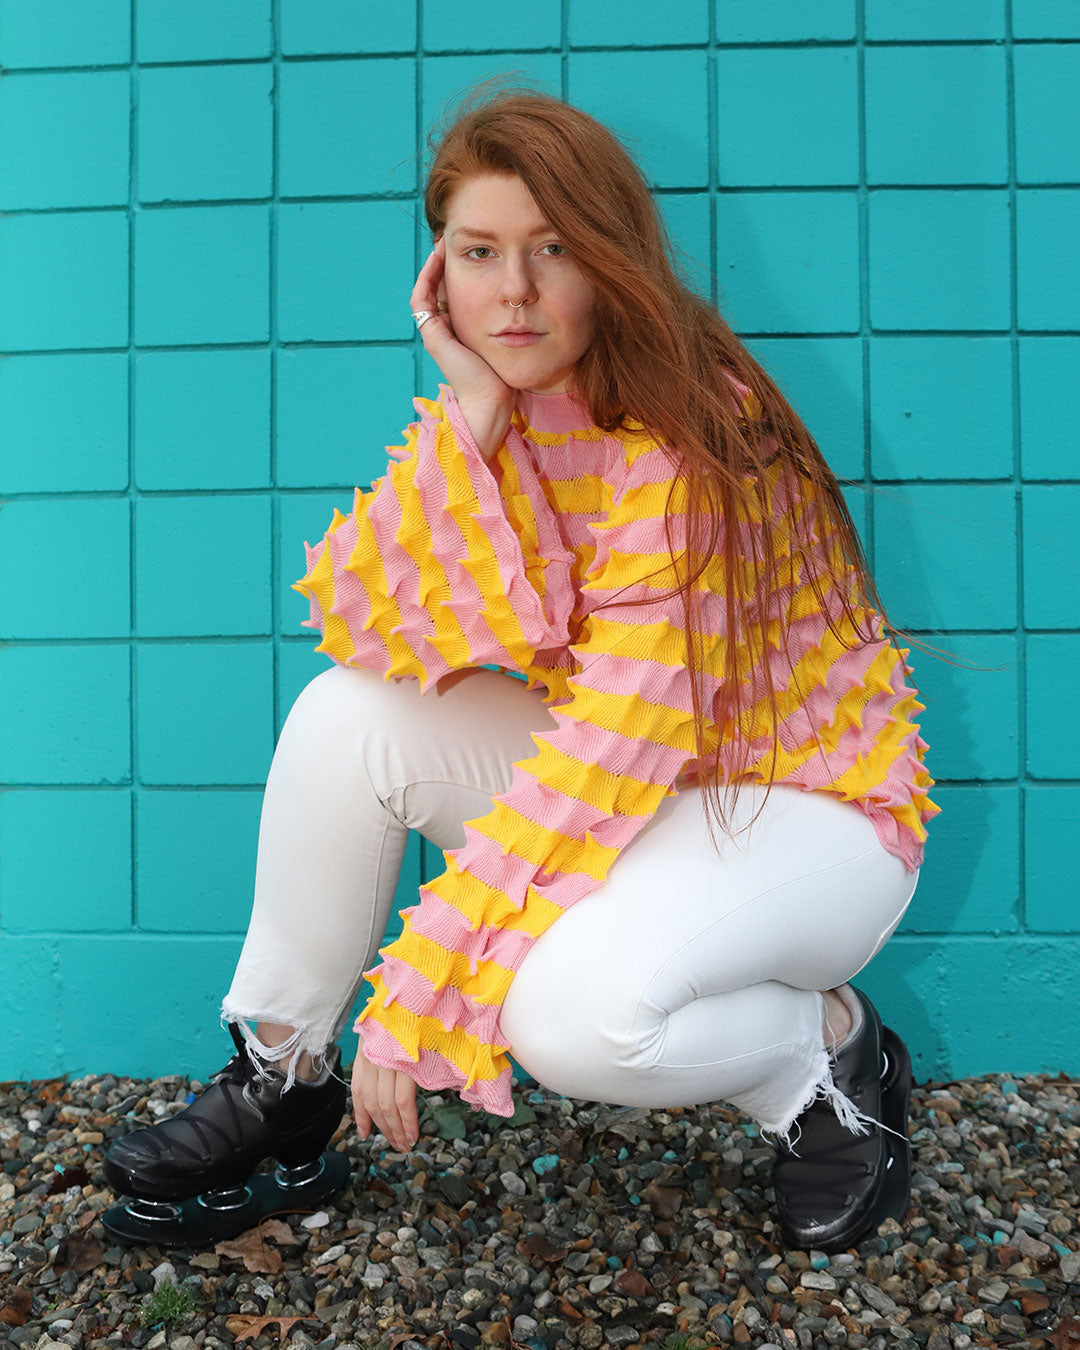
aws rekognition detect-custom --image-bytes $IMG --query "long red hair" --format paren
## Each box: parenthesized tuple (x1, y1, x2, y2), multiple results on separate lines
(422, 78, 963, 854)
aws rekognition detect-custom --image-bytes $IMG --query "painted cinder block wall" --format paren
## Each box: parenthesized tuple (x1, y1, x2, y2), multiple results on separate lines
(1, 0, 1078, 1092)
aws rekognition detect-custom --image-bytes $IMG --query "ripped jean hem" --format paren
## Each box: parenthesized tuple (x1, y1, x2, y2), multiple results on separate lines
(219, 1002, 351, 1097)
(755, 997, 909, 1155)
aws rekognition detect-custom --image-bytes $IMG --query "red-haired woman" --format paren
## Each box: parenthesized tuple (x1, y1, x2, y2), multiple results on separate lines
(105, 85, 939, 1255)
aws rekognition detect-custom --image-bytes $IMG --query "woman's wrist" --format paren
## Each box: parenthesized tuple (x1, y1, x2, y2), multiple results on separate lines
(454, 395, 514, 462)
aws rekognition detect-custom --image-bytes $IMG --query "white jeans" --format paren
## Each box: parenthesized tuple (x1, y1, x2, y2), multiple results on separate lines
(221, 663, 920, 1146)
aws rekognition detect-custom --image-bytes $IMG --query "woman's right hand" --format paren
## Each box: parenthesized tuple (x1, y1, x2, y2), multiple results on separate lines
(410, 236, 516, 460)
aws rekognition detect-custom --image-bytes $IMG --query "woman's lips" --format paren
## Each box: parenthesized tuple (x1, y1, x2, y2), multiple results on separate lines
(494, 332, 544, 347)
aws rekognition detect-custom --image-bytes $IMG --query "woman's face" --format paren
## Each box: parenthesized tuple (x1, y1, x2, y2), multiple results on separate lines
(438, 173, 596, 395)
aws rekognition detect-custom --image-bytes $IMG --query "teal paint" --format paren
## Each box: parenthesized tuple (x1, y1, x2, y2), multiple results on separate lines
(0, 1, 1075, 1095)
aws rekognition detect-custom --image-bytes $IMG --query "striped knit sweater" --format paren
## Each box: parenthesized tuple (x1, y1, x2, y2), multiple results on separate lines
(293, 374, 940, 1117)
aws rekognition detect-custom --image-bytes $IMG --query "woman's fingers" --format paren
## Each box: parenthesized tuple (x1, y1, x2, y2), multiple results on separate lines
(352, 1048, 419, 1151)
(378, 1071, 419, 1151)
(409, 237, 445, 318)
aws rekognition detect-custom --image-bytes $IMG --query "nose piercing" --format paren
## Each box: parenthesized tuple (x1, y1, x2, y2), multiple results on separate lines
(507, 300, 524, 308)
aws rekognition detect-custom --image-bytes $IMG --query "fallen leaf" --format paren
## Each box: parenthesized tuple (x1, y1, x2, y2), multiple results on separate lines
(556, 1296, 585, 1323)
(257, 1217, 302, 1246)
(227, 1313, 319, 1345)
(589, 1105, 653, 1145)
(614, 1268, 656, 1298)
(46, 1166, 90, 1195)
(641, 1179, 685, 1221)
(51, 1231, 105, 1277)
(518, 1232, 568, 1264)
(35, 1080, 69, 1105)
(426, 1102, 468, 1140)
(480, 1098, 537, 1130)
(0, 1286, 31, 1327)
(1049, 1316, 1080, 1348)
(214, 1225, 289, 1275)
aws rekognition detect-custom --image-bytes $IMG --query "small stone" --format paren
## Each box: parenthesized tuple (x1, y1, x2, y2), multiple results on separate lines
(500, 1171, 526, 1196)
(301, 1210, 329, 1229)
(800, 1271, 838, 1291)
(978, 1279, 1010, 1303)
(149, 1261, 177, 1291)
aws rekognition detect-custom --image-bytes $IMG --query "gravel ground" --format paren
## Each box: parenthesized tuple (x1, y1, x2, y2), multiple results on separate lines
(2, 1061, 1079, 1350)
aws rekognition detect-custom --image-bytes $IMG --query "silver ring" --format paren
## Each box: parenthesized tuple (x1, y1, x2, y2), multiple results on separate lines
(412, 310, 433, 329)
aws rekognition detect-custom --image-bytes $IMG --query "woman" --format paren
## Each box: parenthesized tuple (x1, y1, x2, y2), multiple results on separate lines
(105, 84, 939, 1255)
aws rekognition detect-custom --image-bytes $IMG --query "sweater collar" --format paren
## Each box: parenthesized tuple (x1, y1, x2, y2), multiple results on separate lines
(514, 385, 595, 435)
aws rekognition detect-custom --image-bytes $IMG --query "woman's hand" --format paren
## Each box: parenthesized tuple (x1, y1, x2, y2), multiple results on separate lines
(351, 1040, 419, 1153)
(411, 236, 516, 460)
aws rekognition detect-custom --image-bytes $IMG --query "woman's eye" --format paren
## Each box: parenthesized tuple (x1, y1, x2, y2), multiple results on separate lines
(466, 246, 492, 259)
(542, 243, 566, 256)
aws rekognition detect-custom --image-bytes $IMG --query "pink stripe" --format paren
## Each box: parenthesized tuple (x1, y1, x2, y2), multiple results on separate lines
(356, 1016, 514, 1115)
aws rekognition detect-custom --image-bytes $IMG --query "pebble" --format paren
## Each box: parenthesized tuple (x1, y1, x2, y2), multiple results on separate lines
(1, 1064, 1078, 1348)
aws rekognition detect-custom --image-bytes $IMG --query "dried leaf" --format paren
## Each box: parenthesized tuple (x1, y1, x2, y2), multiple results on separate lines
(227, 1313, 319, 1345)
(1049, 1316, 1080, 1348)
(556, 1295, 585, 1323)
(641, 1179, 685, 1221)
(51, 1231, 106, 1277)
(614, 1267, 656, 1298)
(35, 1080, 69, 1105)
(518, 1232, 568, 1264)
(0, 1286, 32, 1327)
(258, 1217, 302, 1245)
(590, 1105, 653, 1144)
(46, 1165, 90, 1195)
(215, 1229, 282, 1275)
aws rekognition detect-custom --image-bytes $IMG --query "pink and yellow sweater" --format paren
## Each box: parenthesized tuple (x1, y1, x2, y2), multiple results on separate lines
(293, 375, 940, 1117)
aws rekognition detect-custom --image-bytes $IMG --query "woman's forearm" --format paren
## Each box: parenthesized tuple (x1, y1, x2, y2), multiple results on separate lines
(454, 396, 514, 462)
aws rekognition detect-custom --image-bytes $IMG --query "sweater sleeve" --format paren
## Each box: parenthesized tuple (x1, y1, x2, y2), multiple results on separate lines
(291, 382, 576, 692)
(353, 432, 699, 1117)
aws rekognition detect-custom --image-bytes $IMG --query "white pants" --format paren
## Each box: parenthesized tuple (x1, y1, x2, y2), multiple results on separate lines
(221, 663, 920, 1146)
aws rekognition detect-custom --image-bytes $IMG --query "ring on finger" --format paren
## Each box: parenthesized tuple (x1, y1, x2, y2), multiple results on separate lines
(412, 310, 433, 329)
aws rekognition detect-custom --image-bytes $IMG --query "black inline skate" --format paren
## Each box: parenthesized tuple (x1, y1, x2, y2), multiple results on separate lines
(101, 1021, 350, 1248)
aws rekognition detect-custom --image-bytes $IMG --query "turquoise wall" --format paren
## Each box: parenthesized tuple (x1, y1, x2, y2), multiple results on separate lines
(1, 1, 1078, 1092)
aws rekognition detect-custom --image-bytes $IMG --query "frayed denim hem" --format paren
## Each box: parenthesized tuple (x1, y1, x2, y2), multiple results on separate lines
(756, 1042, 909, 1157)
(219, 1004, 350, 1097)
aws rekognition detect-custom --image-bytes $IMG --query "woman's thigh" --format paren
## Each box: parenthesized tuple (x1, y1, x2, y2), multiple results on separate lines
(499, 780, 919, 1072)
(350, 665, 559, 846)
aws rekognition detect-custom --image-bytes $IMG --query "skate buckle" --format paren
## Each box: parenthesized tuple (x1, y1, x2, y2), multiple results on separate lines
(274, 1156, 326, 1190)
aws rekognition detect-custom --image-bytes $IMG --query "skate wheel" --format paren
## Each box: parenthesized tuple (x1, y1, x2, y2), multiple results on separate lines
(100, 1149, 351, 1249)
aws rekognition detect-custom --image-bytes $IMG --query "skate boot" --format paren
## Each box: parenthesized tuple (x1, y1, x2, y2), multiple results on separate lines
(770, 985, 914, 1255)
(101, 1021, 350, 1248)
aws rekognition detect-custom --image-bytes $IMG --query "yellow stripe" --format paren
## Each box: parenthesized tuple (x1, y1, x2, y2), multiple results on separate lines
(356, 976, 511, 1089)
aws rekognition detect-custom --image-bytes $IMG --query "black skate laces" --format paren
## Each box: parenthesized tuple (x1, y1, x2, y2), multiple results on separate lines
(130, 1023, 291, 1166)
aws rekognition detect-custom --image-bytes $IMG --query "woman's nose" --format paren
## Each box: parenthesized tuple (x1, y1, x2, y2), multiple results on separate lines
(497, 261, 537, 305)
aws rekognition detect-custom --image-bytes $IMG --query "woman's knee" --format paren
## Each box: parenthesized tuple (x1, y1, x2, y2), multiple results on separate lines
(499, 955, 651, 1096)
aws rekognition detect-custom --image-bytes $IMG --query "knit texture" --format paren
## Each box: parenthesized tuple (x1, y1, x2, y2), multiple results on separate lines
(292, 374, 940, 1117)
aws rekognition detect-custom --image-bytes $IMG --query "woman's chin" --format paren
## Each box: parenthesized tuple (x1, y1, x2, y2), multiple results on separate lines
(489, 360, 568, 395)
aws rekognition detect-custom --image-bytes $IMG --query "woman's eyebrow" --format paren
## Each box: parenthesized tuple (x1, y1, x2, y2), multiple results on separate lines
(452, 224, 555, 241)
